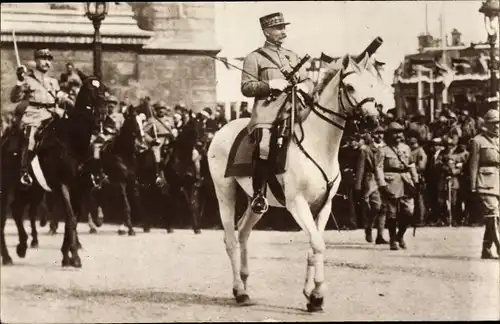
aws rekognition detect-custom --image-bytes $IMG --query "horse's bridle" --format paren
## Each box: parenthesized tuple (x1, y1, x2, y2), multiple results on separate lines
(291, 70, 376, 214)
(308, 70, 376, 131)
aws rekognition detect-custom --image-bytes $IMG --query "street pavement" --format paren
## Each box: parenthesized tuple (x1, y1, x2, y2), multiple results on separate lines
(1, 219, 499, 322)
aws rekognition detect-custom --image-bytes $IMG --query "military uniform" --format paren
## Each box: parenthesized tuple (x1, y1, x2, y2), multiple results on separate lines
(410, 138, 428, 226)
(144, 104, 174, 164)
(10, 48, 68, 185)
(377, 122, 419, 250)
(355, 126, 388, 243)
(437, 142, 469, 225)
(469, 109, 500, 259)
(241, 12, 314, 214)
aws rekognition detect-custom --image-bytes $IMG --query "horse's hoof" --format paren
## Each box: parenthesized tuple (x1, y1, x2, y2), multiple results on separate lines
(76, 242, 83, 250)
(128, 229, 136, 236)
(40, 219, 47, 227)
(2, 257, 13, 266)
(95, 218, 104, 228)
(49, 229, 57, 235)
(117, 229, 126, 236)
(143, 227, 151, 233)
(306, 295, 324, 313)
(70, 257, 82, 268)
(167, 228, 174, 234)
(62, 257, 71, 267)
(16, 243, 27, 258)
(194, 229, 201, 234)
(89, 228, 98, 234)
(30, 240, 39, 249)
(235, 294, 252, 306)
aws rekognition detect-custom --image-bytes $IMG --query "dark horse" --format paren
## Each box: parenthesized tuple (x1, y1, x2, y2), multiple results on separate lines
(164, 114, 208, 233)
(80, 107, 145, 236)
(0, 77, 107, 267)
(136, 133, 175, 232)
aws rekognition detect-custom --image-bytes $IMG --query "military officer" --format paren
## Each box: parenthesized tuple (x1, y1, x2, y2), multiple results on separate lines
(241, 12, 314, 214)
(437, 135, 469, 226)
(409, 136, 428, 226)
(144, 102, 175, 164)
(469, 109, 500, 259)
(106, 95, 125, 132)
(10, 48, 70, 186)
(377, 122, 419, 250)
(355, 125, 388, 243)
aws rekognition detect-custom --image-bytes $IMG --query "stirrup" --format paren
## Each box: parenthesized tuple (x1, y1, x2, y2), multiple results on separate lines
(20, 172, 33, 186)
(251, 194, 269, 214)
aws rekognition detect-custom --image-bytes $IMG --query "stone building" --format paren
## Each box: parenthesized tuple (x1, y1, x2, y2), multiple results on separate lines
(393, 29, 499, 120)
(0, 2, 220, 114)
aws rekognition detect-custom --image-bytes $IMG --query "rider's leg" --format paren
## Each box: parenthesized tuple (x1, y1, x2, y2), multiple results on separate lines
(251, 128, 271, 214)
(20, 126, 36, 186)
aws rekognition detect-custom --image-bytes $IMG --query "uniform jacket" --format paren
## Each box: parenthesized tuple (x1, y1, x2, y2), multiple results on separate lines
(144, 116, 174, 146)
(437, 147, 469, 191)
(411, 146, 428, 175)
(11, 69, 60, 106)
(355, 142, 384, 197)
(470, 133, 500, 196)
(241, 41, 314, 133)
(376, 142, 419, 198)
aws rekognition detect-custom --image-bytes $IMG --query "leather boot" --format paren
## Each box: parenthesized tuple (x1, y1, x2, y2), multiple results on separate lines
(19, 141, 34, 187)
(365, 228, 373, 243)
(397, 218, 408, 250)
(388, 218, 399, 250)
(375, 212, 388, 244)
(251, 158, 269, 214)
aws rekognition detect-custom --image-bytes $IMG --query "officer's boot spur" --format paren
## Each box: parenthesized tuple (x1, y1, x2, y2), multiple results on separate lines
(251, 158, 269, 214)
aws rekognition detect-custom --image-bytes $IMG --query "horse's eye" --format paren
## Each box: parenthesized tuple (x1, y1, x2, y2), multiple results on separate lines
(345, 84, 355, 93)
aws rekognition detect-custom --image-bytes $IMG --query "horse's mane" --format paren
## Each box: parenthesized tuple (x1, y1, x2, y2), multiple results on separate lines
(313, 67, 342, 96)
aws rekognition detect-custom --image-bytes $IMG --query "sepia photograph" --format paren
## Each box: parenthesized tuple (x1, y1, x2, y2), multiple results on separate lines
(0, 1, 499, 322)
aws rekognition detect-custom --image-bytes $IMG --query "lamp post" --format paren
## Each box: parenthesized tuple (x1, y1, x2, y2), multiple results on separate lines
(479, 0, 500, 109)
(85, 2, 109, 80)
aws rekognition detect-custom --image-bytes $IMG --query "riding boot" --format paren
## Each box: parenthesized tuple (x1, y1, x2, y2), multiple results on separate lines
(481, 218, 495, 259)
(251, 158, 269, 214)
(387, 218, 399, 250)
(396, 216, 408, 250)
(375, 212, 389, 244)
(19, 142, 34, 187)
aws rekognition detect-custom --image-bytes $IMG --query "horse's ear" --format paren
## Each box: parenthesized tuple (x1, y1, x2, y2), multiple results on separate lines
(342, 54, 360, 73)
(359, 53, 371, 70)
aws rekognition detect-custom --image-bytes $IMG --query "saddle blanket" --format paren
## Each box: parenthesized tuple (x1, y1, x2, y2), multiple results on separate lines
(224, 127, 290, 206)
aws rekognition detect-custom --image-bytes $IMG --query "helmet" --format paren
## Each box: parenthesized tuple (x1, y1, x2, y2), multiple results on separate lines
(483, 109, 500, 124)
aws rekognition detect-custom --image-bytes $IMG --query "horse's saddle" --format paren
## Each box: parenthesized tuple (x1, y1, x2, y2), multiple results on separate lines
(224, 91, 312, 179)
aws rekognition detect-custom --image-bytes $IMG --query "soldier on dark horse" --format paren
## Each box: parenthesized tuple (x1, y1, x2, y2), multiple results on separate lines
(1, 48, 108, 266)
(80, 104, 146, 236)
(165, 110, 210, 234)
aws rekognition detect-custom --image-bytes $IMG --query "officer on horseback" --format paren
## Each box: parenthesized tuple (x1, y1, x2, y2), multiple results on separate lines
(241, 12, 314, 214)
(10, 48, 70, 187)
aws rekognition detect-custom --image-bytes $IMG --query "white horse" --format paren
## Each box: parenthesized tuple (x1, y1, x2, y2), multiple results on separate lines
(207, 52, 387, 312)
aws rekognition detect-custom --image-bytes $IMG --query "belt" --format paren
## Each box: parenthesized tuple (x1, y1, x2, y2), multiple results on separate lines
(29, 102, 56, 109)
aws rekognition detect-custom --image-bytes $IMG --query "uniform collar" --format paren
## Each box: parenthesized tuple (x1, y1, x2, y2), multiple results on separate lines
(263, 40, 282, 52)
(33, 68, 45, 80)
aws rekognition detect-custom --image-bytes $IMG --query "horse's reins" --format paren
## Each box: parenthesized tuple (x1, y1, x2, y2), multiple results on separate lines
(290, 70, 375, 214)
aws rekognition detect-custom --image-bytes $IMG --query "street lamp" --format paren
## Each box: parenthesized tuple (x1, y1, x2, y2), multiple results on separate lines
(85, 2, 109, 80)
(478, 0, 500, 109)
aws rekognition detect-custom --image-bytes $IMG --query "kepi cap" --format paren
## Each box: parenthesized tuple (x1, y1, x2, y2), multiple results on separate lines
(260, 12, 290, 29)
(34, 48, 53, 60)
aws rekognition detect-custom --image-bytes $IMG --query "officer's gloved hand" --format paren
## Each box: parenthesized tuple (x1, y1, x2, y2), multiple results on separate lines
(16, 65, 27, 82)
(269, 79, 289, 92)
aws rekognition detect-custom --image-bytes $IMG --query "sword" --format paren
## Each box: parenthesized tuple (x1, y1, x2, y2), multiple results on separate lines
(12, 30, 22, 67)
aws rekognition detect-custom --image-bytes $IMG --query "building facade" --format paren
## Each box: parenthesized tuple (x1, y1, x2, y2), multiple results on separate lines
(393, 29, 499, 120)
(0, 3, 220, 113)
